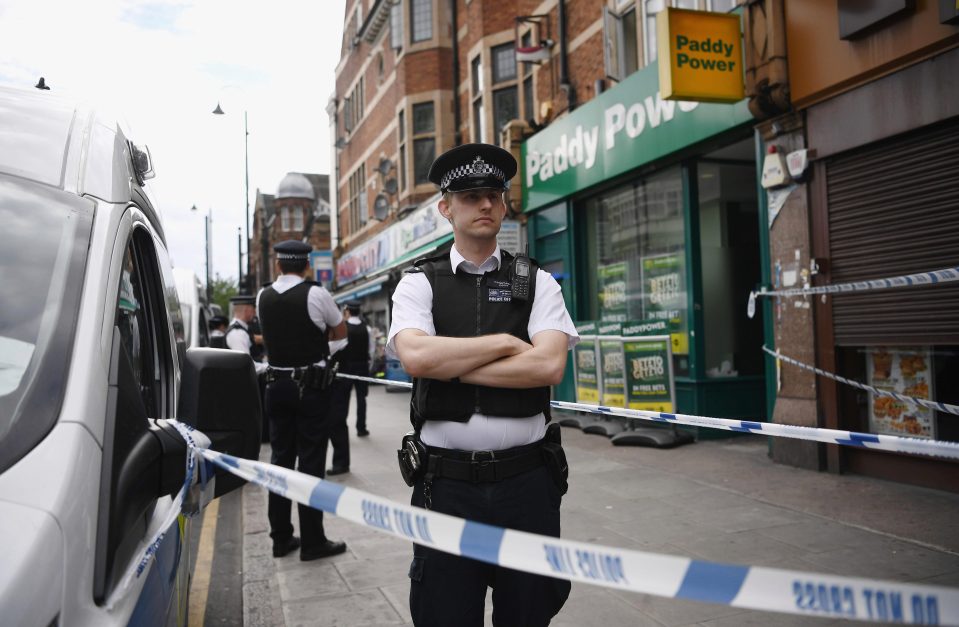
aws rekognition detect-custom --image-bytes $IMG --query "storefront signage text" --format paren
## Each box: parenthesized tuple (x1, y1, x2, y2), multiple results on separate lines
(336, 232, 391, 285)
(522, 55, 751, 211)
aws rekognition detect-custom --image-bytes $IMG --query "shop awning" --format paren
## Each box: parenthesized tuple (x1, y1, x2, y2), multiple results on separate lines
(386, 233, 453, 272)
(333, 275, 389, 303)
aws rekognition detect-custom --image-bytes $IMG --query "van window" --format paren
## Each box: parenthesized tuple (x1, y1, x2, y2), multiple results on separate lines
(0, 175, 94, 474)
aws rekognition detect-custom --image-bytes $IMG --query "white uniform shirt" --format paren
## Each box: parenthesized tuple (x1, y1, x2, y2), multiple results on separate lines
(388, 245, 579, 451)
(256, 274, 343, 367)
(225, 318, 268, 374)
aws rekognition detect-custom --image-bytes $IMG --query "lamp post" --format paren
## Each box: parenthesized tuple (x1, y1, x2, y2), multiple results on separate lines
(237, 227, 243, 292)
(213, 103, 251, 293)
(191, 204, 213, 303)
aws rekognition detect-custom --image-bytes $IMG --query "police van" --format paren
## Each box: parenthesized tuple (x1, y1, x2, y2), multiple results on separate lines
(0, 85, 260, 625)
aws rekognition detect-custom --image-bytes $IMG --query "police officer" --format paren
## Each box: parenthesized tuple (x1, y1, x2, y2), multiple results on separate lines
(389, 143, 579, 626)
(257, 240, 348, 561)
(226, 295, 267, 374)
(326, 299, 375, 476)
(208, 315, 228, 348)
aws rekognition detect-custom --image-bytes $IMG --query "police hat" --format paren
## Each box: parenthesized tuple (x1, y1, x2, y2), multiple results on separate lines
(344, 299, 363, 311)
(273, 239, 312, 261)
(229, 294, 255, 306)
(208, 315, 227, 328)
(428, 143, 517, 193)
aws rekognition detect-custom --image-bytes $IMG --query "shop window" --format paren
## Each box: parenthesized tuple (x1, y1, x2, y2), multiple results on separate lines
(836, 347, 959, 443)
(581, 167, 689, 376)
(410, 0, 432, 43)
(697, 161, 763, 378)
(412, 101, 435, 185)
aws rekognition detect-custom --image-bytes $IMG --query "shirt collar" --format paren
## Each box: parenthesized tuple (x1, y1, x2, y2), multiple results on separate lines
(449, 244, 501, 274)
(230, 318, 248, 330)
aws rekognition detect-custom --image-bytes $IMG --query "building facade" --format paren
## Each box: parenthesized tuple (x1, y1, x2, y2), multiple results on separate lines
(746, 0, 959, 490)
(331, 0, 958, 490)
(249, 172, 332, 290)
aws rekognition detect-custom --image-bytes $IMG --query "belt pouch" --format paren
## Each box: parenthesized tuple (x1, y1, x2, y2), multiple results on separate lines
(542, 424, 569, 494)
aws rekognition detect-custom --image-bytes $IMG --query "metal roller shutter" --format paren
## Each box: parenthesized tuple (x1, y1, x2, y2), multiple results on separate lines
(826, 116, 959, 346)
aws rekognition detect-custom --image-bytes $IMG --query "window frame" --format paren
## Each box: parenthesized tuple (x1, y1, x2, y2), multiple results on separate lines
(410, 0, 433, 44)
(410, 100, 436, 186)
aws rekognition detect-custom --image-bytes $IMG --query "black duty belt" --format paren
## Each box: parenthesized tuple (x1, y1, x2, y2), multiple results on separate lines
(426, 439, 545, 483)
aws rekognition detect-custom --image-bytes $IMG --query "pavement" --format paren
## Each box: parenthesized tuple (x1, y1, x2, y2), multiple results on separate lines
(234, 384, 959, 626)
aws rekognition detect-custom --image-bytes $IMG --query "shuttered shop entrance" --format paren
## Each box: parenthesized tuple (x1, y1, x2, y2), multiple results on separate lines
(826, 117, 959, 347)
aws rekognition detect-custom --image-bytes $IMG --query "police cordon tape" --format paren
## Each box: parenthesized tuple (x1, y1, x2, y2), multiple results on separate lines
(337, 374, 959, 460)
(763, 345, 959, 416)
(746, 265, 959, 318)
(199, 446, 959, 625)
(754, 265, 959, 299)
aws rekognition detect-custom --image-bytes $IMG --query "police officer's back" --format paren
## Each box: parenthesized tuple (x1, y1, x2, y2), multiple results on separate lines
(257, 239, 348, 561)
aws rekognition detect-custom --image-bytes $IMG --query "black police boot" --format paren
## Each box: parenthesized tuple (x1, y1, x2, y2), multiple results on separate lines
(300, 540, 347, 562)
(272, 536, 301, 558)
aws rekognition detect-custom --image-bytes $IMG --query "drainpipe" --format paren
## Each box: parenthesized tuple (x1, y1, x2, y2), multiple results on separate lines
(558, 0, 575, 110)
(450, 0, 462, 145)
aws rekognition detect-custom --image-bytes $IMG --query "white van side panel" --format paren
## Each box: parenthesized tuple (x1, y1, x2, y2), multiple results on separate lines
(0, 503, 62, 626)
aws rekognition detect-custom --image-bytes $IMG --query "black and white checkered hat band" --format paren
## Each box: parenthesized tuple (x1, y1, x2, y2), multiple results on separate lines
(441, 159, 505, 189)
(277, 252, 308, 260)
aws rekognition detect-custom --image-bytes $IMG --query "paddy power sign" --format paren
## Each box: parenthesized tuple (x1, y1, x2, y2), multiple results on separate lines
(657, 8, 744, 103)
(522, 50, 750, 211)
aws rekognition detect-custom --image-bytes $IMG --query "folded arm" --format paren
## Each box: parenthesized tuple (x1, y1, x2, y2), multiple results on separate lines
(393, 328, 531, 380)
(459, 330, 569, 388)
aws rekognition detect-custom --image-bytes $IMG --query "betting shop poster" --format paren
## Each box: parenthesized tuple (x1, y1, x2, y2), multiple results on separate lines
(598, 262, 629, 322)
(573, 322, 600, 403)
(598, 322, 625, 407)
(622, 320, 674, 412)
(866, 347, 936, 439)
(641, 252, 688, 355)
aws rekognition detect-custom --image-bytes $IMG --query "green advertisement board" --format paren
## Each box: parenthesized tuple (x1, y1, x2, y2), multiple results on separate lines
(622, 319, 674, 412)
(598, 262, 629, 322)
(573, 322, 599, 403)
(641, 252, 688, 355)
(598, 322, 625, 406)
(522, 58, 751, 211)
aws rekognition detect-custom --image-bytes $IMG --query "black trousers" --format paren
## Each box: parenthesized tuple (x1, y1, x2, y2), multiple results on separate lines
(409, 466, 571, 626)
(338, 360, 369, 431)
(265, 378, 331, 551)
(328, 378, 351, 470)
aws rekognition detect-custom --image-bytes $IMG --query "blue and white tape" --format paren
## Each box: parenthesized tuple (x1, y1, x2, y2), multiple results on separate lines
(201, 448, 959, 625)
(338, 372, 412, 387)
(549, 399, 959, 461)
(747, 265, 959, 318)
(339, 374, 959, 460)
(764, 345, 959, 416)
(106, 420, 212, 610)
(755, 265, 959, 299)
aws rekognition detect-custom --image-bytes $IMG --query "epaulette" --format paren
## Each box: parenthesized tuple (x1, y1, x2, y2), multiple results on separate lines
(407, 252, 448, 273)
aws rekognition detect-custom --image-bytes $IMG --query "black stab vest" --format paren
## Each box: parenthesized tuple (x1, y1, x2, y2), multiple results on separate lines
(340, 321, 370, 363)
(258, 281, 330, 367)
(209, 333, 227, 349)
(409, 250, 551, 425)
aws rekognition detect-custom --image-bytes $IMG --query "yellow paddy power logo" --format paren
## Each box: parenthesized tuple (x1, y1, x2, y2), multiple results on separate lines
(657, 7, 744, 103)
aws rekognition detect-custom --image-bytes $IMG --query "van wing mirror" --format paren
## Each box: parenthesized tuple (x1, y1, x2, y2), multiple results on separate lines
(178, 348, 262, 496)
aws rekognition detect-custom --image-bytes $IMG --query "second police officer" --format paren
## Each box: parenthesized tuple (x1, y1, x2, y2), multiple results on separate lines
(257, 240, 349, 561)
(389, 143, 579, 626)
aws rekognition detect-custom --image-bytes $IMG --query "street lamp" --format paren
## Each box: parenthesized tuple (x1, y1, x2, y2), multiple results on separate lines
(212, 102, 251, 293)
(191, 204, 213, 303)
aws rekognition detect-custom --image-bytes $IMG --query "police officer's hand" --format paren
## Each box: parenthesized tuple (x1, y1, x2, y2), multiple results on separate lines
(254, 334, 264, 345)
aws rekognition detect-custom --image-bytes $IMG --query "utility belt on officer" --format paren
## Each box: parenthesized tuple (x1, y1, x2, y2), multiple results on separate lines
(265, 360, 338, 391)
(398, 423, 568, 508)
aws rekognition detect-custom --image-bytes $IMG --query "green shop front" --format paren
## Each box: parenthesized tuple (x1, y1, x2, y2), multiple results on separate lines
(522, 61, 766, 429)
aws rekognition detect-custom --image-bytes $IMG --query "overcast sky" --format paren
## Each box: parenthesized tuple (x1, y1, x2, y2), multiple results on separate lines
(0, 0, 346, 283)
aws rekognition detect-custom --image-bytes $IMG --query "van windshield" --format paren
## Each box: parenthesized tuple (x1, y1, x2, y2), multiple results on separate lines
(0, 175, 94, 473)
